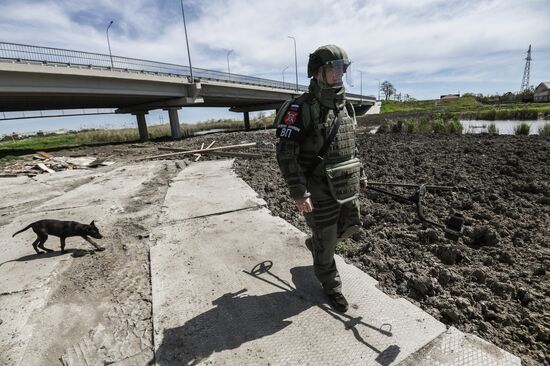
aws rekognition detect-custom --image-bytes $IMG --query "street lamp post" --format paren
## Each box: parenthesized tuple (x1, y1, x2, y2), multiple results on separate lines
(376, 79, 380, 101)
(282, 66, 289, 88)
(106, 20, 114, 68)
(180, 0, 194, 81)
(227, 49, 233, 75)
(359, 70, 363, 104)
(288, 36, 298, 91)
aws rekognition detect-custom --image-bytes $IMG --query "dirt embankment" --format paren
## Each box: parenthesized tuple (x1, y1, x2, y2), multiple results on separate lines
(229, 129, 549, 366)
(357, 110, 432, 125)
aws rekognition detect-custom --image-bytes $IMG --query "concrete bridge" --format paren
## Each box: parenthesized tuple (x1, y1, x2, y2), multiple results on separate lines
(0, 42, 375, 140)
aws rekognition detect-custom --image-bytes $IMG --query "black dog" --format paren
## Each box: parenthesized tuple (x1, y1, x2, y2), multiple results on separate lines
(12, 220, 105, 254)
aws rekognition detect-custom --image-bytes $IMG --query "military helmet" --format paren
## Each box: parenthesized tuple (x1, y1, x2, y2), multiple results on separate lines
(307, 45, 350, 78)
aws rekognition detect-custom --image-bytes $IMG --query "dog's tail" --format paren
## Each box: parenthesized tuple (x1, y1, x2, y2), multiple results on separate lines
(12, 224, 32, 237)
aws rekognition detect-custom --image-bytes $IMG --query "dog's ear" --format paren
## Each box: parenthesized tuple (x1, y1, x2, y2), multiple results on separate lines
(90, 220, 95, 226)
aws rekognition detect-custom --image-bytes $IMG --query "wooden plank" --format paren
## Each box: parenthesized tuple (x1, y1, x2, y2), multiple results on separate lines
(36, 163, 55, 173)
(141, 142, 256, 160)
(37, 151, 54, 159)
(194, 141, 215, 162)
(208, 151, 263, 158)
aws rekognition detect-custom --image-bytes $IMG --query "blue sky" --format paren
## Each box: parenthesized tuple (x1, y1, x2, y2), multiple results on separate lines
(1, 0, 549, 135)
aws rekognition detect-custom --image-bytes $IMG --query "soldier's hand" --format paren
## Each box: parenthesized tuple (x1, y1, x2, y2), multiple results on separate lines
(360, 179, 368, 189)
(295, 198, 314, 214)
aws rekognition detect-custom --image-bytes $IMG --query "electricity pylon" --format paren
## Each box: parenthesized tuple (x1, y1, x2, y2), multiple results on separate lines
(520, 45, 532, 92)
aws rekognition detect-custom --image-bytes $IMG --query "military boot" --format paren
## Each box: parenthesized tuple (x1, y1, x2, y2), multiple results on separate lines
(305, 237, 313, 252)
(337, 224, 361, 242)
(327, 292, 349, 313)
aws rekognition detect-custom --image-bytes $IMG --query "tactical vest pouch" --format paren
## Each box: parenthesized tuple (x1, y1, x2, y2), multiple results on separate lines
(325, 158, 362, 204)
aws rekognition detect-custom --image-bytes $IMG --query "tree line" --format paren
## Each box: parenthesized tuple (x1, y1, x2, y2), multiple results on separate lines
(379, 81, 415, 101)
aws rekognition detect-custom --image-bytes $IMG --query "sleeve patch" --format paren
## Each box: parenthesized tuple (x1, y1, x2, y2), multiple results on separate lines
(284, 110, 299, 125)
(276, 102, 306, 141)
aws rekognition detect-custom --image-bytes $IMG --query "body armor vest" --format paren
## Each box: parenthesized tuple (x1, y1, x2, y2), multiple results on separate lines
(298, 95, 357, 174)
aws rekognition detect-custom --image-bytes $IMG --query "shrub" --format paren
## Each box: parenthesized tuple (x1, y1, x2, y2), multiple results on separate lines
(495, 110, 511, 120)
(487, 123, 499, 134)
(391, 120, 405, 133)
(538, 123, 550, 136)
(377, 122, 391, 133)
(514, 123, 531, 135)
(476, 110, 496, 120)
(432, 118, 446, 133)
(448, 118, 463, 134)
(404, 119, 418, 133)
(418, 118, 432, 133)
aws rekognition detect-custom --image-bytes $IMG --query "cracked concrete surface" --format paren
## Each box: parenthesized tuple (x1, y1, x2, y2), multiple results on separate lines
(0, 161, 180, 366)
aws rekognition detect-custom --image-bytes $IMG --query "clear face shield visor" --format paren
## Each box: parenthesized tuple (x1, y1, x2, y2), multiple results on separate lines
(318, 59, 353, 88)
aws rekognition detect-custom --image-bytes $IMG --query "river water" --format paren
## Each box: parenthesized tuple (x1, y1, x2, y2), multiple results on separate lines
(460, 120, 548, 135)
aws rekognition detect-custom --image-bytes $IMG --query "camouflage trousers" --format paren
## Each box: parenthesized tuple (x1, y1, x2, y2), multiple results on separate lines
(304, 175, 361, 295)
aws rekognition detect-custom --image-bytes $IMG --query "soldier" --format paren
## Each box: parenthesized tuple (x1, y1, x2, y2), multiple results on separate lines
(275, 45, 367, 313)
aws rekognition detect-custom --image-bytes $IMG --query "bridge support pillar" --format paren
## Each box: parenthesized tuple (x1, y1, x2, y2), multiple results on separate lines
(166, 108, 182, 139)
(243, 111, 250, 131)
(133, 112, 149, 142)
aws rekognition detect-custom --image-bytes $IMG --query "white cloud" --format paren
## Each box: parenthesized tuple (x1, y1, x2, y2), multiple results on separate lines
(0, 0, 549, 98)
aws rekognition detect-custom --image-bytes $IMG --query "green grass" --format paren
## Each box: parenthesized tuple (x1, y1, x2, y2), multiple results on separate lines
(380, 96, 550, 120)
(380, 96, 480, 113)
(379, 115, 463, 135)
(539, 123, 550, 136)
(0, 134, 81, 151)
(514, 123, 531, 135)
(335, 241, 350, 254)
(487, 123, 499, 134)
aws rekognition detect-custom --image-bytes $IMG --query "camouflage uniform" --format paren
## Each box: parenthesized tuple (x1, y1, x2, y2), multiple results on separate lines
(275, 64, 366, 295)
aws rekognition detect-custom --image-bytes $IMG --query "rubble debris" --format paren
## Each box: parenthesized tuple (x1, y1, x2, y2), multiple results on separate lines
(1, 153, 115, 177)
(36, 162, 55, 173)
(37, 151, 54, 159)
(193, 141, 216, 162)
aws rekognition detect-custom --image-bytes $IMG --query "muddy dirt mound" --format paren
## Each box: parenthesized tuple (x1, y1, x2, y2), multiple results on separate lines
(230, 130, 549, 366)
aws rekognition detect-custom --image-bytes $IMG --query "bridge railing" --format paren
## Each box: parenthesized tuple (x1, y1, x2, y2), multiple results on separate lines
(0, 42, 373, 100)
(0, 42, 309, 91)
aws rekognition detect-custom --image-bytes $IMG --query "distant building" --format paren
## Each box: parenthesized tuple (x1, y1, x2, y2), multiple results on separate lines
(440, 94, 460, 100)
(534, 82, 550, 102)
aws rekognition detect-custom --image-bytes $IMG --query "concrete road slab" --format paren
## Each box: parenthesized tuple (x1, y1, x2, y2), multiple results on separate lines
(160, 159, 266, 222)
(366, 101, 381, 115)
(0, 161, 166, 365)
(0, 288, 48, 365)
(0, 169, 103, 212)
(0, 287, 49, 366)
(151, 208, 446, 365)
(151, 159, 521, 366)
(398, 326, 521, 366)
(33, 163, 159, 212)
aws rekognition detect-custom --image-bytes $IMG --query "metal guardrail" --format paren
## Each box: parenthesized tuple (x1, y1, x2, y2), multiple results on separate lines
(0, 42, 309, 91)
(0, 42, 374, 100)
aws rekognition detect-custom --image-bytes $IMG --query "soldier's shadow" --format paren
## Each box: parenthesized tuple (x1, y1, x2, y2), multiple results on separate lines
(153, 263, 399, 366)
